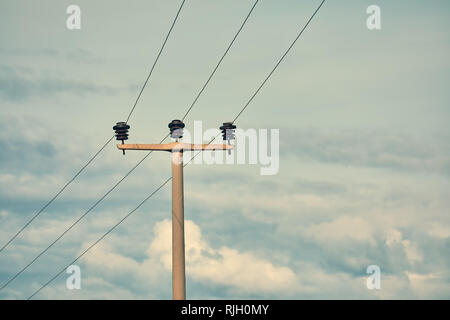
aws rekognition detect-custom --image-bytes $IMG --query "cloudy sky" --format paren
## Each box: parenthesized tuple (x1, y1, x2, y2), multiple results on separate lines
(0, 0, 449, 299)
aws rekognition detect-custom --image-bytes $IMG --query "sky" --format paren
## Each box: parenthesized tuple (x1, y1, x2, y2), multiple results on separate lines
(0, 0, 449, 299)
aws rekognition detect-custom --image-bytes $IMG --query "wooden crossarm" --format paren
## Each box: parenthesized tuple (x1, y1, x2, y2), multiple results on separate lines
(117, 142, 233, 152)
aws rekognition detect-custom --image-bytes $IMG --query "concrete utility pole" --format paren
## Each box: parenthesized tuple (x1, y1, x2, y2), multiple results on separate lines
(114, 119, 234, 300)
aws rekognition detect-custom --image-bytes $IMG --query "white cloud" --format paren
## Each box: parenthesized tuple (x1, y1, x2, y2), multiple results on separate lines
(427, 223, 450, 239)
(0, 210, 9, 218)
(1, 0, 449, 300)
(385, 229, 423, 264)
(82, 219, 298, 295)
(304, 216, 376, 245)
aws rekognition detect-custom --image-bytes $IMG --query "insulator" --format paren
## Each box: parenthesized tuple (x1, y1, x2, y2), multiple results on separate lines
(219, 122, 236, 141)
(113, 121, 130, 155)
(220, 122, 236, 155)
(168, 119, 185, 140)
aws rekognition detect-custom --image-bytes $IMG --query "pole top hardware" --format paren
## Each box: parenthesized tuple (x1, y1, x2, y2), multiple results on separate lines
(168, 119, 185, 140)
(113, 122, 130, 155)
(116, 120, 234, 153)
(219, 122, 236, 141)
(220, 122, 236, 155)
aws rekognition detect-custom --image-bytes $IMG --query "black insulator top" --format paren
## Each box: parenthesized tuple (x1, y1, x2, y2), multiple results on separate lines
(219, 122, 236, 141)
(168, 119, 185, 139)
(113, 122, 130, 142)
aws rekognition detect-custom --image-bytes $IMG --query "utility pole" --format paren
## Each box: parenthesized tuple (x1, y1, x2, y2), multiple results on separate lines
(113, 119, 235, 300)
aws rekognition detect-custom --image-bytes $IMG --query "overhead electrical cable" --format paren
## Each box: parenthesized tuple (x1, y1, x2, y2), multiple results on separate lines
(0, 0, 187, 254)
(26, 0, 326, 299)
(0, 0, 260, 291)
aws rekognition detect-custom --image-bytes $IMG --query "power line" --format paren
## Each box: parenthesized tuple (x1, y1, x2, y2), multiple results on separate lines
(27, 139, 209, 300)
(0, 136, 168, 292)
(27, 176, 173, 300)
(232, 0, 325, 123)
(0, 0, 186, 254)
(27, 0, 326, 299)
(181, 0, 260, 121)
(127, 0, 186, 123)
(1, 0, 259, 292)
(0, 136, 114, 254)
